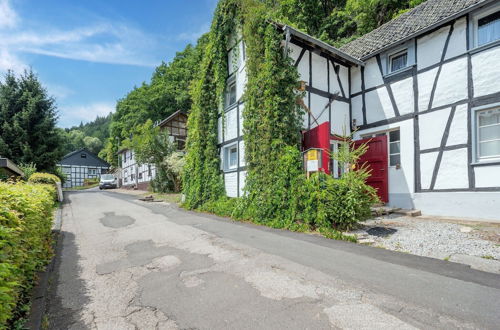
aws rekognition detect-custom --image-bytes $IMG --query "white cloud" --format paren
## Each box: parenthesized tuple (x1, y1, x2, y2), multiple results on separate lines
(59, 102, 114, 127)
(0, 2, 163, 71)
(0, 0, 18, 28)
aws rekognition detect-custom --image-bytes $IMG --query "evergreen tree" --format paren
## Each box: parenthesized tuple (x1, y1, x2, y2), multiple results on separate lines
(0, 70, 64, 171)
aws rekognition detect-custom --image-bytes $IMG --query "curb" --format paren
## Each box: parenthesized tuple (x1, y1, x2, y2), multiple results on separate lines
(26, 203, 64, 329)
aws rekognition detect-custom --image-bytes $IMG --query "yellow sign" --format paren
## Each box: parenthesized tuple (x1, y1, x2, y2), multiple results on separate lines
(307, 149, 318, 161)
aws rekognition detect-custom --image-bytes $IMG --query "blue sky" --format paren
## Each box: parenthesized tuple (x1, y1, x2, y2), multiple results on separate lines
(0, 0, 218, 127)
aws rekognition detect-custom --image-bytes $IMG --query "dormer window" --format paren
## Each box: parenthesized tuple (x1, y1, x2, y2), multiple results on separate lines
(477, 11, 500, 46)
(81, 153, 86, 158)
(389, 50, 408, 73)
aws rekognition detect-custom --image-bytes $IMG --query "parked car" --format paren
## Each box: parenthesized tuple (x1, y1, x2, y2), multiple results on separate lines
(99, 174, 117, 190)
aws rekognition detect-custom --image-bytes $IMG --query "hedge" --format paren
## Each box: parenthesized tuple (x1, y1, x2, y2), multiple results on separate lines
(0, 182, 56, 328)
(27, 172, 60, 185)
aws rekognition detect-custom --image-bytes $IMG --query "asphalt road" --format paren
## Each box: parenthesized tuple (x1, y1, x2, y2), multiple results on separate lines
(46, 189, 500, 329)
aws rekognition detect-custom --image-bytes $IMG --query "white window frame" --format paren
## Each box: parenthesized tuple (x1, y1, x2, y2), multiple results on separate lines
(225, 78, 237, 109)
(222, 143, 238, 171)
(88, 168, 97, 175)
(470, 5, 500, 49)
(472, 103, 500, 163)
(388, 49, 409, 74)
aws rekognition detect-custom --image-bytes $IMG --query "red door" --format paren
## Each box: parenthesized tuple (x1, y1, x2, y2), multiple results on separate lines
(354, 136, 388, 203)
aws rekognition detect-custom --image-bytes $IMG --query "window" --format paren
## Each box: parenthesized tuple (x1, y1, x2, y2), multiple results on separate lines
(389, 130, 401, 166)
(223, 143, 238, 171)
(226, 80, 237, 108)
(478, 10, 500, 46)
(81, 153, 87, 158)
(389, 50, 408, 73)
(476, 107, 500, 161)
(88, 168, 97, 175)
(138, 172, 143, 180)
(148, 165, 152, 177)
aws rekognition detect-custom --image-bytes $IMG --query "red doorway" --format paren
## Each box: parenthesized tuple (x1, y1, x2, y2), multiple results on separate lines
(354, 136, 389, 203)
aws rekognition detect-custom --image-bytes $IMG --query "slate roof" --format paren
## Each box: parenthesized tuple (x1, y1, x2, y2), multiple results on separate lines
(59, 148, 110, 167)
(340, 0, 491, 60)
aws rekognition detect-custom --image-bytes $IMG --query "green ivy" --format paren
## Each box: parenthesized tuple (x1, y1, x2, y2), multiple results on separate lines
(183, 0, 377, 238)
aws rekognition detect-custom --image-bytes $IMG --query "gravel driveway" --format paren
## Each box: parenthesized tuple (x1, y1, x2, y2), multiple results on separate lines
(351, 216, 500, 274)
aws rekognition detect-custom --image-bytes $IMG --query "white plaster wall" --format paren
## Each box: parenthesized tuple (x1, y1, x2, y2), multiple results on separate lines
(472, 45, 500, 97)
(365, 87, 395, 123)
(224, 172, 238, 198)
(417, 25, 450, 69)
(351, 95, 363, 126)
(351, 65, 361, 94)
(224, 108, 238, 141)
(432, 57, 468, 108)
(391, 77, 414, 115)
(434, 148, 469, 189)
(444, 17, 467, 60)
(239, 170, 247, 196)
(239, 140, 245, 167)
(363, 58, 383, 89)
(417, 67, 439, 112)
(446, 104, 468, 146)
(420, 152, 438, 190)
(296, 49, 310, 83)
(328, 61, 342, 95)
(310, 93, 330, 127)
(339, 65, 349, 96)
(475, 165, 500, 188)
(311, 53, 328, 91)
(330, 101, 350, 136)
(414, 192, 500, 221)
(419, 107, 451, 150)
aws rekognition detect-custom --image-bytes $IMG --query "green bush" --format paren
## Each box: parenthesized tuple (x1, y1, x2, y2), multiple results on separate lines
(52, 167, 67, 185)
(18, 163, 37, 181)
(27, 172, 60, 185)
(0, 182, 56, 327)
(83, 178, 99, 186)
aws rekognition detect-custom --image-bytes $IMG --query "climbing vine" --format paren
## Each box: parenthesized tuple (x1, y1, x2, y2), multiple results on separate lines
(183, 0, 377, 233)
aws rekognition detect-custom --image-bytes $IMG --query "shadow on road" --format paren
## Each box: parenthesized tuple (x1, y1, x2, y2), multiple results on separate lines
(46, 231, 90, 329)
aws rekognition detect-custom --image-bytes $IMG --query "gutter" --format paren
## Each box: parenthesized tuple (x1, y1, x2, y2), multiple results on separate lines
(359, 0, 497, 61)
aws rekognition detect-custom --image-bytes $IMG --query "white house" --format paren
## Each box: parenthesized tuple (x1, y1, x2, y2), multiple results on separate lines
(219, 0, 500, 221)
(58, 148, 110, 188)
(119, 110, 187, 190)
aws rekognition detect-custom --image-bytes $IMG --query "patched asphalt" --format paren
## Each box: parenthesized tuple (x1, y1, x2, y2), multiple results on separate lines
(45, 190, 500, 329)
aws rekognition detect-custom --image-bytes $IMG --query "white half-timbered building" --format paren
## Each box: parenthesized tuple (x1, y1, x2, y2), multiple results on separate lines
(219, 0, 500, 221)
(58, 148, 110, 188)
(119, 110, 187, 190)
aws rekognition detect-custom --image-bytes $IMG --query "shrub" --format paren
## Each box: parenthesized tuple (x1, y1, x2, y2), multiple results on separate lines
(0, 182, 56, 327)
(52, 167, 67, 185)
(83, 178, 99, 186)
(18, 163, 37, 181)
(28, 172, 60, 185)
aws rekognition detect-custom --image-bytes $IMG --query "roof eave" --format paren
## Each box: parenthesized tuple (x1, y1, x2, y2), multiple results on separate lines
(279, 24, 365, 67)
(359, 0, 496, 61)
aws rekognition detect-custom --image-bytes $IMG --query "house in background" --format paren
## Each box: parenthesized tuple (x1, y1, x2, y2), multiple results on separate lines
(219, 0, 500, 221)
(58, 148, 110, 188)
(119, 110, 188, 190)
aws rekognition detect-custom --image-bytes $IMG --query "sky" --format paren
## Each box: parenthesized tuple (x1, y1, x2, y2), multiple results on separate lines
(0, 0, 218, 128)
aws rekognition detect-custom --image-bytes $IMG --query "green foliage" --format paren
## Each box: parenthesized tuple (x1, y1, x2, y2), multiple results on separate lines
(183, 0, 378, 241)
(0, 182, 56, 328)
(52, 167, 67, 185)
(272, 0, 426, 46)
(27, 172, 60, 186)
(18, 163, 37, 181)
(105, 38, 208, 165)
(0, 70, 64, 171)
(131, 120, 184, 192)
(59, 113, 112, 156)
